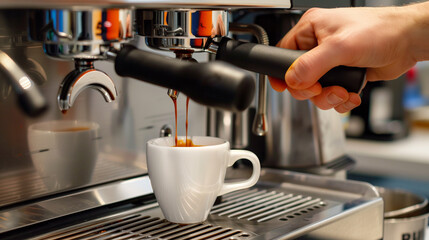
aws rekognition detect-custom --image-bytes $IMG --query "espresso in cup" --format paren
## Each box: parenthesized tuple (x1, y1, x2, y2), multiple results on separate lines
(53, 127, 91, 132)
(147, 136, 260, 224)
(174, 138, 204, 147)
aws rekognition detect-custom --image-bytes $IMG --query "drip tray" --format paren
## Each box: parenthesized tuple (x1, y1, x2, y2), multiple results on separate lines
(31, 168, 384, 240)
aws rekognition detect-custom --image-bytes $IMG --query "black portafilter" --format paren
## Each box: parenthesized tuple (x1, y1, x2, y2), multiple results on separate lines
(114, 45, 255, 112)
(215, 37, 367, 93)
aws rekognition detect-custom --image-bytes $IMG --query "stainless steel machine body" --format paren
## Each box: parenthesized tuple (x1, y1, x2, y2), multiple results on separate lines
(264, 91, 354, 174)
(0, 9, 206, 206)
(137, 9, 229, 52)
(136, 8, 355, 172)
(27, 8, 133, 60)
(1, 169, 383, 240)
(0, 1, 383, 239)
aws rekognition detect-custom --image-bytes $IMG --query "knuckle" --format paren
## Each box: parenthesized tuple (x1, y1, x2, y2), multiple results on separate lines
(289, 90, 308, 100)
(288, 87, 314, 100)
(310, 98, 333, 110)
(326, 35, 361, 64)
(334, 105, 348, 113)
(328, 36, 353, 53)
(302, 8, 321, 18)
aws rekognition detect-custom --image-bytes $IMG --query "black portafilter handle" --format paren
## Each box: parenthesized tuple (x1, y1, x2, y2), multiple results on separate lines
(114, 45, 255, 111)
(215, 37, 366, 93)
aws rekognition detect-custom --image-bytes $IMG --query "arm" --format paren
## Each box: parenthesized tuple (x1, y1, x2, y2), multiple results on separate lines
(272, 2, 429, 113)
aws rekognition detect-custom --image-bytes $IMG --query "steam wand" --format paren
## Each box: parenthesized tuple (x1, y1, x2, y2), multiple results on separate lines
(0, 50, 47, 116)
(229, 23, 269, 136)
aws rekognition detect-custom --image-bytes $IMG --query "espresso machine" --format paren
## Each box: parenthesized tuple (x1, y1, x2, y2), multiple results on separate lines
(0, 1, 383, 239)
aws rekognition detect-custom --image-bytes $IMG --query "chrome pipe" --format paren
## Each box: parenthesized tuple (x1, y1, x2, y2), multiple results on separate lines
(0, 50, 47, 116)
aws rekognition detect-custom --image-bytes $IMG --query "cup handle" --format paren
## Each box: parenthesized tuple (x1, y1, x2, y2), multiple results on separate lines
(218, 150, 261, 196)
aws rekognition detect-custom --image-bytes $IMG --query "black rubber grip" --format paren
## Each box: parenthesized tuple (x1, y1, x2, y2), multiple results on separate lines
(216, 38, 366, 93)
(115, 45, 255, 111)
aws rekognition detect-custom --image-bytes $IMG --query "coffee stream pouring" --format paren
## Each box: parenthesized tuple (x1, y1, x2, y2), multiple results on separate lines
(0, 4, 386, 238)
(138, 9, 367, 142)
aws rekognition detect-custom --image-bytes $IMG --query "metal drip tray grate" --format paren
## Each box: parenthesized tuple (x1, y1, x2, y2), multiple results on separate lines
(211, 189, 324, 222)
(5, 169, 383, 240)
(34, 208, 253, 240)
(33, 188, 326, 240)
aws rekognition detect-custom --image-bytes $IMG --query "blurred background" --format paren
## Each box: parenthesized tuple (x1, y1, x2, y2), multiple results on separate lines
(343, 0, 429, 200)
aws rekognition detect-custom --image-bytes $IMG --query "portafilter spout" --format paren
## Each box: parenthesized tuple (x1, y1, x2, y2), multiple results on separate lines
(58, 60, 117, 112)
(166, 50, 198, 101)
(28, 8, 131, 112)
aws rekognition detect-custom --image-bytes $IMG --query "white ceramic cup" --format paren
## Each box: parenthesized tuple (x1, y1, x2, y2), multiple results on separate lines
(28, 120, 99, 190)
(146, 136, 261, 224)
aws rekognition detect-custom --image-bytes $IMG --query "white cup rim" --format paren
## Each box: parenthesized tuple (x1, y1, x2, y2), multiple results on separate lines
(147, 136, 228, 149)
(28, 120, 99, 133)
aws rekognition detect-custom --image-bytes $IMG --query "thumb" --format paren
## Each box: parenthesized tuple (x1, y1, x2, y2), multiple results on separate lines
(285, 43, 344, 90)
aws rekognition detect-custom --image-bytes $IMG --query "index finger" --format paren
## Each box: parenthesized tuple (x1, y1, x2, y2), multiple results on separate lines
(277, 18, 318, 51)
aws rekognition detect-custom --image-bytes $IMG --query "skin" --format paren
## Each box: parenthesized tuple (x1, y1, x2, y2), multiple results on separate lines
(270, 2, 429, 113)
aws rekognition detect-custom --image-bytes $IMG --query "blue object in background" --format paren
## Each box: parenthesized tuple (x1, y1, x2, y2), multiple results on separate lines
(403, 66, 429, 109)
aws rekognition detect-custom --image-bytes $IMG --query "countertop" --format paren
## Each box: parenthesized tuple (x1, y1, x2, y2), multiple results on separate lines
(347, 128, 429, 238)
(346, 127, 429, 181)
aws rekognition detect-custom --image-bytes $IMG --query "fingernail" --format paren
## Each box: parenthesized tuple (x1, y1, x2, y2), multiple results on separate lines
(285, 61, 300, 87)
(344, 101, 357, 109)
(327, 93, 344, 105)
(301, 89, 316, 98)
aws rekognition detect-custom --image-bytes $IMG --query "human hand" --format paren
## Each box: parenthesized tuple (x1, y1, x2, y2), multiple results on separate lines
(271, 4, 428, 113)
